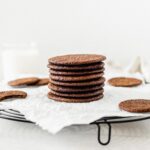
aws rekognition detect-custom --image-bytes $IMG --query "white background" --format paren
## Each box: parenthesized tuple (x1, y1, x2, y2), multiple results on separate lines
(0, 0, 150, 77)
(0, 1, 150, 149)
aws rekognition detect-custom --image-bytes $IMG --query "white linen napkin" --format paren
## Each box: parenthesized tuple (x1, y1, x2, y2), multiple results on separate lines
(124, 56, 150, 83)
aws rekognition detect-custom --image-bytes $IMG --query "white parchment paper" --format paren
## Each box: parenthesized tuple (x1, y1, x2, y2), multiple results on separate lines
(0, 78, 150, 134)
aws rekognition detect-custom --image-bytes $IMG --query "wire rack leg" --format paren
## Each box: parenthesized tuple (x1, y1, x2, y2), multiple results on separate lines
(96, 120, 112, 146)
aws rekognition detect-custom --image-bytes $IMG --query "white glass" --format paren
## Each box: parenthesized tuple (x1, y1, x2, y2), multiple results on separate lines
(1, 43, 41, 80)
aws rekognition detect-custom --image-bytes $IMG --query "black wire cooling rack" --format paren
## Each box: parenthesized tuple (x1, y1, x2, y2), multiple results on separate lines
(0, 109, 150, 146)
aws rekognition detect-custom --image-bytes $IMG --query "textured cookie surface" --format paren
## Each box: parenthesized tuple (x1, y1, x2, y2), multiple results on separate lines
(50, 89, 104, 98)
(0, 90, 27, 101)
(35, 78, 49, 86)
(50, 77, 105, 87)
(48, 62, 104, 71)
(49, 54, 106, 66)
(108, 77, 142, 87)
(8, 77, 40, 86)
(50, 68, 104, 76)
(50, 73, 104, 82)
(49, 83, 104, 93)
(119, 99, 150, 113)
(48, 92, 103, 103)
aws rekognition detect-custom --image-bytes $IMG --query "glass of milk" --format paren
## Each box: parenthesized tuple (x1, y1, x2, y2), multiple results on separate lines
(1, 43, 41, 80)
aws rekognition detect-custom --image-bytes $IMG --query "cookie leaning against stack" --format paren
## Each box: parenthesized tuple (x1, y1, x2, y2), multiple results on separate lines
(47, 54, 106, 103)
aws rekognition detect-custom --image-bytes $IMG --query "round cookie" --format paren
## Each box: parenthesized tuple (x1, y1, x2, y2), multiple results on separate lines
(50, 73, 104, 82)
(50, 68, 105, 76)
(0, 90, 27, 101)
(48, 92, 103, 103)
(119, 99, 150, 113)
(108, 77, 142, 87)
(35, 78, 49, 86)
(50, 77, 105, 87)
(8, 77, 40, 86)
(48, 62, 104, 71)
(48, 54, 106, 66)
(48, 83, 104, 93)
(50, 89, 104, 98)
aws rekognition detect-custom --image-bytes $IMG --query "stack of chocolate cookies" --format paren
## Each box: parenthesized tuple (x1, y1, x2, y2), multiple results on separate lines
(47, 54, 106, 103)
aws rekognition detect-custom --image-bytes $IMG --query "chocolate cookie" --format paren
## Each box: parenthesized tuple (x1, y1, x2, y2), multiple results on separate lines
(8, 77, 40, 86)
(50, 77, 105, 87)
(108, 77, 142, 87)
(50, 68, 104, 76)
(50, 73, 104, 82)
(35, 78, 49, 86)
(50, 89, 104, 98)
(49, 83, 104, 93)
(119, 99, 150, 113)
(48, 54, 106, 66)
(48, 62, 104, 71)
(0, 90, 27, 101)
(48, 92, 103, 103)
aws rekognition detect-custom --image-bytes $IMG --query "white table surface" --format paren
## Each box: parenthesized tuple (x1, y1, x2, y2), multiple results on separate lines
(0, 118, 150, 150)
